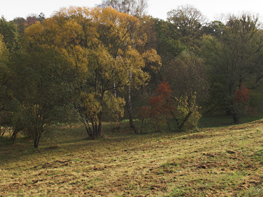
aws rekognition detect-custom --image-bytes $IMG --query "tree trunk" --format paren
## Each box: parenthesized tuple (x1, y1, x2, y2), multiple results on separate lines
(226, 107, 232, 115)
(113, 80, 117, 98)
(34, 128, 42, 148)
(12, 127, 21, 143)
(34, 136, 40, 148)
(97, 111, 103, 137)
(230, 100, 240, 124)
(179, 111, 192, 130)
(90, 107, 104, 139)
(82, 116, 93, 138)
(232, 111, 240, 124)
(127, 101, 138, 134)
(127, 70, 138, 134)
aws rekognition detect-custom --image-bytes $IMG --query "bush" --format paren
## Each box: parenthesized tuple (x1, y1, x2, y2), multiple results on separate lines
(140, 80, 201, 132)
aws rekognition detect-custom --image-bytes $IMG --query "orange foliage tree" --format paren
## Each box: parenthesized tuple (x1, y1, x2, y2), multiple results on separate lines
(149, 80, 173, 120)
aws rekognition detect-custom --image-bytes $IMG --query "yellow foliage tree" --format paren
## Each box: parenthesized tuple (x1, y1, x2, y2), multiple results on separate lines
(24, 6, 161, 138)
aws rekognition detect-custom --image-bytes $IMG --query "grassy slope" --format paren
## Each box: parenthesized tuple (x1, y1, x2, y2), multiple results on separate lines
(1, 121, 263, 196)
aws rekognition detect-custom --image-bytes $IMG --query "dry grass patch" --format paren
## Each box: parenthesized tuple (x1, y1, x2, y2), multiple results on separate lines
(1, 120, 263, 196)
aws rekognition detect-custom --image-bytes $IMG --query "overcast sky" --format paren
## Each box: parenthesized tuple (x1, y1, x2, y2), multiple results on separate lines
(1, 0, 263, 22)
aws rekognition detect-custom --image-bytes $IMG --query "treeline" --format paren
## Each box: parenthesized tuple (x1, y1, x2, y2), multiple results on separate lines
(1, 1, 263, 148)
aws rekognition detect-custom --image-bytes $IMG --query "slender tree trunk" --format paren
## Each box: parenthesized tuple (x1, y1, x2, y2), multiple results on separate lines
(113, 80, 117, 98)
(34, 127, 42, 148)
(179, 111, 192, 130)
(97, 111, 103, 137)
(94, 94, 104, 138)
(232, 113, 240, 124)
(170, 110, 180, 129)
(230, 100, 240, 124)
(81, 115, 93, 138)
(226, 107, 232, 115)
(232, 109, 240, 124)
(12, 127, 21, 143)
(127, 70, 138, 134)
(127, 99, 138, 134)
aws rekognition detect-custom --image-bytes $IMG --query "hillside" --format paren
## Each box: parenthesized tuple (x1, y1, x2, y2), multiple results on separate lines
(1, 120, 263, 196)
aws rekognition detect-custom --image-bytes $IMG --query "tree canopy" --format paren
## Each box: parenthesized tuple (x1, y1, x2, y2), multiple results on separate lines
(2, 4, 263, 147)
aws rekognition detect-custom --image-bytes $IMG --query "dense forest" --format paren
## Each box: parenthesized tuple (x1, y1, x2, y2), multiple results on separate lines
(1, 0, 263, 148)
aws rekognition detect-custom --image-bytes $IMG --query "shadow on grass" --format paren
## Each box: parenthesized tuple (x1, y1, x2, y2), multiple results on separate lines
(2, 115, 262, 166)
(199, 114, 263, 128)
(0, 136, 38, 163)
(0, 123, 138, 165)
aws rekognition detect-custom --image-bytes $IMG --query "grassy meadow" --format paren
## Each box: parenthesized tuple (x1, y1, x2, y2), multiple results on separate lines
(1, 118, 263, 196)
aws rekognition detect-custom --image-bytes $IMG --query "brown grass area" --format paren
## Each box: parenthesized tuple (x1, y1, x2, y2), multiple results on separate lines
(1, 120, 263, 196)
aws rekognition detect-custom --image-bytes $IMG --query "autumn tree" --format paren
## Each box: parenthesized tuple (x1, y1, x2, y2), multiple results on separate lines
(91, 6, 160, 133)
(97, 1, 162, 133)
(23, 6, 158, 138)
(13, 14, 45, 38)
(201, 14, 263, 123)
(92, 7, 160, 134)
(25, 15, 38, 26)
(13, 17, 27, 37)
(88, 7, 150, 135)
(141, 80, 201, 132)
(232, 83, 251, 123)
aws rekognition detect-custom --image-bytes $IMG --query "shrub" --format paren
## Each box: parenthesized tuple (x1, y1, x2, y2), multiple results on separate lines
(140, 80, 201, 132)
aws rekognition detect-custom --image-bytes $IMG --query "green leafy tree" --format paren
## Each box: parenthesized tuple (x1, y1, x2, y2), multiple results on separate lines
(154, 18, 185, 72)
(201, 14, 263, 123)
(0, 34, 12, 136)
(202, 20, 225, 38)
(0, 34, 9, 110)
(163, 50, 209, 105)
(0, 17, 19, 52)
(99, 0, 148, 17)
(9, 44, 74, 147)
(167, 5, 205, 50)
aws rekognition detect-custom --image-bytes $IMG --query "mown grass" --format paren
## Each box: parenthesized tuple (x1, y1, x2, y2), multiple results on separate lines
(1, 119, 263, 196)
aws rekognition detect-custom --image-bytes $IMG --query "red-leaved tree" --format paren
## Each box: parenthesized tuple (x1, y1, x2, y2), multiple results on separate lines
(232, 83, 255, 123)
(234, 83, 249, 105)
(140, 80, 201, 132)
(149, 80, 173, 119)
